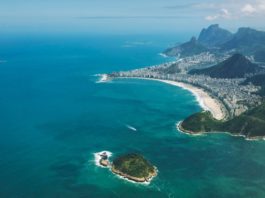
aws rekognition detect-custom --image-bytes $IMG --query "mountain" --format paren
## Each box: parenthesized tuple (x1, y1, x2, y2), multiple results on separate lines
(254, 48, 265, 62)
(162, 62, 182, 74)
(198, 24, 233, 47)
(189, 54, 263, 78)
(164, 25, 265, 58)
(221, 27, 265, 54)
(164, 37, 208, 57)
(180, 102, 265, 139)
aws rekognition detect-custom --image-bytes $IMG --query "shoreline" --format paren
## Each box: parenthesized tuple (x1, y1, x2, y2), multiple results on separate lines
(176, 121, 265, 141)
(111, 166, 157, 184)
(105, 76, 265, 141)
(155, 79, 226, 120)
(114, 77, 226, 121)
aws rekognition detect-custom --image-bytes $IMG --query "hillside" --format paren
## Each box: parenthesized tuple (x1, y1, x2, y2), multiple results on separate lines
(254, 48, 265, 62)
(180, 102, 265, 139)
(198, 24, 233, 47)
(221, 28, 265, 54)
(189, 54, 262, 78)
(244, 74, 265, 96)
(164, 37, 208, 57)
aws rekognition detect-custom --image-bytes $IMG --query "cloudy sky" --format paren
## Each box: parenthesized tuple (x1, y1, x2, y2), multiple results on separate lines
(1, 0, 265, 34)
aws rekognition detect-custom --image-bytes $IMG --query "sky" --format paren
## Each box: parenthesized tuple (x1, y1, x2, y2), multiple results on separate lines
(0, 0, 265, 35)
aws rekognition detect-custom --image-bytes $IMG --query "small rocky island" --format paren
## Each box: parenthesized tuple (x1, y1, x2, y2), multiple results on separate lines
(97, 152, 157, 183)
(99, 152, 109, 167)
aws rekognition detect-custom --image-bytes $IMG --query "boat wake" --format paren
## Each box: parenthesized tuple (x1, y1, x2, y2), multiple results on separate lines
(126, 124, 137, 132)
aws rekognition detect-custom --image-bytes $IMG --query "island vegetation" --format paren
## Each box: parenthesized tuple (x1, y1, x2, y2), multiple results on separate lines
(96, 152, 157, 183)
(111, 153, 157, 183)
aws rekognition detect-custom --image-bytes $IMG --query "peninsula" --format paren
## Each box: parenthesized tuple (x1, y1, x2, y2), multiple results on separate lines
(106, 24, 265, 140)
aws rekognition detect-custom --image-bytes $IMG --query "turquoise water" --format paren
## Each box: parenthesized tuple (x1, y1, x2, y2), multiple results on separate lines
(0, 34, 265, 198)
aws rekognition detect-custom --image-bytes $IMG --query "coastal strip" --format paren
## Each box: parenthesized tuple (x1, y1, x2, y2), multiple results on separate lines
(111, 166, 157, 184)
(176, 121, 265, 141)
(153, 79, 226, 120)
(176, 121, 205, 136)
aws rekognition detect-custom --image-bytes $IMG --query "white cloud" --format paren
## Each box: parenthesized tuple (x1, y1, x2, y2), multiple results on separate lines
(221, 9, 230, 18)
(259, 1, 265, 10)
(205, 8, 230, 21)
(204, 0, 265, 21)
(241, 4, 257, 15)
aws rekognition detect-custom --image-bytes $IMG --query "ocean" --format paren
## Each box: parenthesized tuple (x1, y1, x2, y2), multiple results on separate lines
(0, 34, 265, 198)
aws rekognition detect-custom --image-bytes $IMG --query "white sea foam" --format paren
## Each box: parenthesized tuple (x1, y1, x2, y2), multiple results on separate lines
(113, 167, 158, 185)
(96, 74, 109, 83)
(176, 121, 204, 136)
(176, 121, 182, 132)
(94, 151, 112, 168)
(158, 53, 168, 58)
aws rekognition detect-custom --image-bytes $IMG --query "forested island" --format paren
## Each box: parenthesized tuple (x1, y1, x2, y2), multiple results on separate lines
(112, 153, 157, 183)
(97, 152, 157, 183)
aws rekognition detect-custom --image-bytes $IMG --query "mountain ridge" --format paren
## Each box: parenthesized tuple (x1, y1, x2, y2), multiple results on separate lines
(189, 54, 263, 78)
(163, 37, 207, 57)
(164, 24, 265, 62)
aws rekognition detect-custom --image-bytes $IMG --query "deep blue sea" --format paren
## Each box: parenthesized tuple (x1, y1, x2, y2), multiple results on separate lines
(0, 34, 265, 198)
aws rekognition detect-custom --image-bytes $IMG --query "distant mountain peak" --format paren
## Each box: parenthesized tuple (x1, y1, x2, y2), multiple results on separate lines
(164, 25, 265, 59)
(163, 36, 207, 57)
(190, 36, 197, 43)
(198, 24, 232, 47)
(238, 27, 255, 32)
(236, 27, 260, 36)
(222, 27, 265, 53)
(208, 24, 219, 29)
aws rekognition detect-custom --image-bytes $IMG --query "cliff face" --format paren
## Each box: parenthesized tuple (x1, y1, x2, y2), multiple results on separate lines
(198, 24, 233, 47)
(164, 37, 208, 57)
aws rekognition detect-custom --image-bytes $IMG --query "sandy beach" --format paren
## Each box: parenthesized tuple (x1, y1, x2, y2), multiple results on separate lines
(121, 77, 226, 120)
(157, 79, 226, 120)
